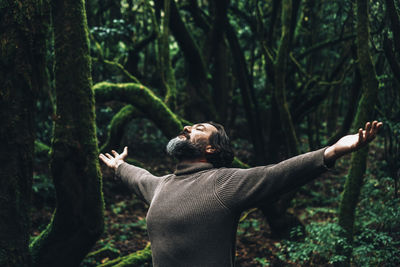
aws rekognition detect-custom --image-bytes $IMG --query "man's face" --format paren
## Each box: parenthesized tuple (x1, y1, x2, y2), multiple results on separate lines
(166, 123, 217, 160)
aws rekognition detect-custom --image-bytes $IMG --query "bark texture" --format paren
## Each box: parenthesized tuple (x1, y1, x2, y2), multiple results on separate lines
(30, 0, 104, 266)
(337, 0, 379, 261)
(0, 1, 46, 266)
(159, 0, 177, 111)
(273, 0, 300, 157)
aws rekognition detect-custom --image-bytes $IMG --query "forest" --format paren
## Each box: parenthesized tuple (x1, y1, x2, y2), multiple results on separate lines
(1, 0, 399, 266)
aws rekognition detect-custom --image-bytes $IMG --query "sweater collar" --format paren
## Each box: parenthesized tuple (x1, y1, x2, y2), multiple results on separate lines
(174, 162, 214, 175)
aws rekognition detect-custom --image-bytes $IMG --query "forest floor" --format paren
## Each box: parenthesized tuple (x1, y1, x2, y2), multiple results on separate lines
(31, 142, 399, 266)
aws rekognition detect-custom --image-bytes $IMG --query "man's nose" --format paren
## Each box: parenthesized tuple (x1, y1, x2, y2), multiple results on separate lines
(183, 125, 191, 133)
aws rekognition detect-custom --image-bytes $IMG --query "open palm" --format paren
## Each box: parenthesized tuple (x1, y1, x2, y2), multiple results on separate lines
(334, 121, 383, 157)
(99, 146, 128, 171)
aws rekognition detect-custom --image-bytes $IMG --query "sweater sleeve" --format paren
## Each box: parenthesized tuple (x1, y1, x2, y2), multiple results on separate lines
(214, 147, 333, 211)
(116, 162, 162, 205)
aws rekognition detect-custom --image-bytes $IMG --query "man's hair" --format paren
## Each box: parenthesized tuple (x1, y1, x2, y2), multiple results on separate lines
(206, 121, 234, 168)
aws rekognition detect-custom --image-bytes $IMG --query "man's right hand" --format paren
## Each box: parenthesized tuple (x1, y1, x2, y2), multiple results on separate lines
(99, 146, 128, 171)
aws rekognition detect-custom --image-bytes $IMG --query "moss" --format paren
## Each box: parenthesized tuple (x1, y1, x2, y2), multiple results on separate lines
(34, 140, 50, 158)
(273, 0, 299, 157)
(94, 82, 183, 138)
(30, 0, 104, 265)
(100, 105, 140, 153)
(86, 246, 120, 259)
(231, 157, 250, 169)
(337, 0, 380, 262)
(83, 245, 120, 265)
(97, 243, 152, 267)
(159, 0, 177, 111)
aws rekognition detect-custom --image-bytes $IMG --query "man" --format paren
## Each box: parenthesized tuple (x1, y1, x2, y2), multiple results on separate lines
(99, 120, 382, 267)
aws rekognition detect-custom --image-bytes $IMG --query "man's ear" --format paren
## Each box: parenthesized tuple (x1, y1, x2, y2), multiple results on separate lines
(205, 145, 216, 154)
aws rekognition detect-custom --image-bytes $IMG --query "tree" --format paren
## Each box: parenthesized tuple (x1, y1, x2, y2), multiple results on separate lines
(337, 0, 380, 263)
(29, 0, 104, 266)
(0, 1, 46, 266)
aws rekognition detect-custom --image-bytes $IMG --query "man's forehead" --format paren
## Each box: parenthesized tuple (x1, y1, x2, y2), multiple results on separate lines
(193, 123, 218, 132)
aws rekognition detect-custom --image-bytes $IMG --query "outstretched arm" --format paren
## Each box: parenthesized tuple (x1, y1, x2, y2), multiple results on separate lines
(324, 120, 383, 164)
(214, 121, 383, 209)
(99, 146, 128, 171)
(99, 146, 161, 205)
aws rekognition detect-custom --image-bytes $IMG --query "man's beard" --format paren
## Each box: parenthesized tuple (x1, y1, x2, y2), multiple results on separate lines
(166, 135, 207, 161)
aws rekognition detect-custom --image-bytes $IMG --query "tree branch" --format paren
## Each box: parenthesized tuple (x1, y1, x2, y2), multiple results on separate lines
(92, 57, 141, 83)
(93, 82, 183, 139)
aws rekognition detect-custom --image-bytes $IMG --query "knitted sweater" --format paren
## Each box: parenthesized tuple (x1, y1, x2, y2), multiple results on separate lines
(116, 148, 331, 267)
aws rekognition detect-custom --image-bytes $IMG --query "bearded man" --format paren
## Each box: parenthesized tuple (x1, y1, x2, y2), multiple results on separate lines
(99, 120, 382, 267)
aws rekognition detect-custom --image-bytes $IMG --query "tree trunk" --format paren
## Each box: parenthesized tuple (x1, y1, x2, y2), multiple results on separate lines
(159, 0, 177, 111)
(273, 0, 300, 157)
(337, 0, 379, 263)
(257, 0, 305, 239)
(383, 36, 400, 84)
(30, 0, 104, 266)
(226, 21, 267, 164)
(385, 0, 400, 54)
(157, 0, 215, 121)
(210, 0, 231, 124)
(328, 65, 361, 146)
(0, 1, 46, 266)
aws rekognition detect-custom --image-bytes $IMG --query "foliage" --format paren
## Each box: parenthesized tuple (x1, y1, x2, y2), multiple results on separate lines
(24, 0, 400, 265)
(254, 256, 270, 266)
(276, 222, 349, 265)
(238, 217, 261, 236)
(276, 173, 400, 266)
(353, 228, 400, 267)
(32, 174, 55, 204)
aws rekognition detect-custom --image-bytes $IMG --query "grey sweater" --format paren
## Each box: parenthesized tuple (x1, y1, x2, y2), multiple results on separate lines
(116, 148, 331, 267)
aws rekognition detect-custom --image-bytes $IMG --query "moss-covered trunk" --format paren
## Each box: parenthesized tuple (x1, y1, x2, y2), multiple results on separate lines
(0, 1, 46, 266)
(337, 0, 379, 261)
(29, 0, 104, 266)
(257, 0, 304, 239)
(94, 82, 183, 138)
(273, 0, 299, 157)
(159, 0, 177, 111)
(100, 105, 142, 153)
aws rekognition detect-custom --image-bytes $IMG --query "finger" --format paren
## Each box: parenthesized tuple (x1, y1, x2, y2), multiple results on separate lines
(111, 150, 119, 157)
(121, 146, 128, 158)
(358, 128, 363, 144)
(105, 153, 113, 159)
(365, 121, 371, 134)
(371, 120, 377, 134)
(364, 122, 373, 140)
(99, 154, 109, 163)
(370, 121, 381, 137)
(366, 121, 376, 140)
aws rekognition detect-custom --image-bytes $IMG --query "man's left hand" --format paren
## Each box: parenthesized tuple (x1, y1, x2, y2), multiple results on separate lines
(324, 121, 383, 163)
